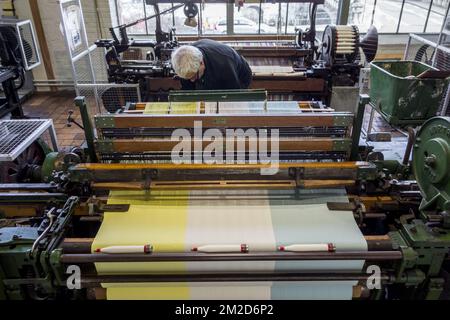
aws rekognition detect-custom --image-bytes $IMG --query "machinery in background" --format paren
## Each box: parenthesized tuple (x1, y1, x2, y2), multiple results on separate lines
(95, 1, 183, 87)
(95, 0, 378, 104)
(0, 19, 41, 118)
(319, 24, 378, 87)
(0, 91, 449, 300)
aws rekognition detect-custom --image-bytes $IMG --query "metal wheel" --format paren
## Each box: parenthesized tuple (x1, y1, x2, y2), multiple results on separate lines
(0, 141, 46, 183)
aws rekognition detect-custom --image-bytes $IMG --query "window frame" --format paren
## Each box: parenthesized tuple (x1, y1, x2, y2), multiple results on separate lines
(112, 0, 447, 35)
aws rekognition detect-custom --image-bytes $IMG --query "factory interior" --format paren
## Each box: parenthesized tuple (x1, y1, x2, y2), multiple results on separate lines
(1, 0, 450, 302)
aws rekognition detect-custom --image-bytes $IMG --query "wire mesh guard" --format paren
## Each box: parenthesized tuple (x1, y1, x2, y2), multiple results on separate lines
(0, 120, 55, 161)
(404, 34, 450, 116)
(17, 20, 40, 70)
(77, 84, 140, 115)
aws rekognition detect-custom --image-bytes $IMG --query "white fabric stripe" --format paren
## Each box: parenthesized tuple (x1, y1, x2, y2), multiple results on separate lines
(185, 190, 276, 273)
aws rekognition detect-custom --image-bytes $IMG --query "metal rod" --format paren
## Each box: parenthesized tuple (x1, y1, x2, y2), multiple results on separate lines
(366, 105, 375, 137)
(74, 161, 368, 171)
(79, 273, 392, 287)
(370, 0, 377, 26)
(33, 83, 75, 87)
(0, 184, 57, 191)
(75, 97, 98, 163)
(119, 3, 184, 29)
(61, 237, 394, 254)
(403, 127, 416, 165)
(34, 80, 74, 83)
(350, 94, 369, 161)
(396, 0, 406, 34)
(423, 0, 434, 33)
(0, 193, 68, 202)
(285, 3, 289, 35)
(48, 121, 59, 152)
(60, 251, 402, 264)
(403, 34, 412, 60)
(337, 0, 350, 25)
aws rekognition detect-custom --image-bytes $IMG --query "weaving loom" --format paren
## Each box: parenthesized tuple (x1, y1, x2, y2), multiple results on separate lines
(2, 93, 450, 300)
(93, 189, 366, 300)
(90, 97, 365, 299)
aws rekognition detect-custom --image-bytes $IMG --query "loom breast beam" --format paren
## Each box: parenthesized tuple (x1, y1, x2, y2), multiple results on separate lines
(69, 162, 377, 190)
(61, 251, 402, 264)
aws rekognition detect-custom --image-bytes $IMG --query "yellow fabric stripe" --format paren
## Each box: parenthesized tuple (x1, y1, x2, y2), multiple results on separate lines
(143, 102, 170, 114)
(170, 102, 199, 114)
(107, 285, 190, 300)
(92, 190, 190, 299)
(144, 102, 199, 114)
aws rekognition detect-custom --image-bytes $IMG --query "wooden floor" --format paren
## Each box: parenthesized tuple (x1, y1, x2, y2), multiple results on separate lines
(14, 90, 399, 150)
(21, 90, 85, 148)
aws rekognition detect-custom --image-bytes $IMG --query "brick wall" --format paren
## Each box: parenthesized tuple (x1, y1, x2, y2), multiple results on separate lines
(13, 0, 113, 83)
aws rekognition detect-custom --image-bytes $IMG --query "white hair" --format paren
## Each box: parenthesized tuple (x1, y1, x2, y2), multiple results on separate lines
(171, 45, 203, 79)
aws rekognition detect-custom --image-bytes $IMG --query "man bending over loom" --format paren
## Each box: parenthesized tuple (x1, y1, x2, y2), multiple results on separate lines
(171, 39, 253, 90)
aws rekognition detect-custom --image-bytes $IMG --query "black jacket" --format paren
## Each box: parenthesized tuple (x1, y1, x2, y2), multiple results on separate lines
(179, 39, 252, 90)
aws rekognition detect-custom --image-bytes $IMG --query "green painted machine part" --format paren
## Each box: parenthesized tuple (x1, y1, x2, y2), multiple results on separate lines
(370, 61, 449, 126)
(412, 117, 450, 222)
(75, 97, 98, 163)
(41, 152, 60, 182)
(0, 197, 79, 299)
(350, 94, 370, 161)
(0, 227, 41, 299)
(169, 89, 267, 102)
(41, 152, 82, 184)
(373, 160, 412, 180)
(400, 220, 450, 276)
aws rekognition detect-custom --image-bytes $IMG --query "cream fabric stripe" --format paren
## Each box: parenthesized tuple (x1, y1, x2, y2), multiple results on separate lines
(185, 190, 276, 277)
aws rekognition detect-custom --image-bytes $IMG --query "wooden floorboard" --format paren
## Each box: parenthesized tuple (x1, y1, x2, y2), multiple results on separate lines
(21, 90, 84, 148)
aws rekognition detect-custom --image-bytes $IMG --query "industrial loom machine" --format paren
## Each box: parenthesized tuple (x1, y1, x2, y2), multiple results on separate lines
(0, 88, 449, 300)
(96, 0, 378, 103)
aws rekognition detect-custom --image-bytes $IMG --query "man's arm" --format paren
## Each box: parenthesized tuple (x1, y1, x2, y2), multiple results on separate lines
(238, 56, 253, 89)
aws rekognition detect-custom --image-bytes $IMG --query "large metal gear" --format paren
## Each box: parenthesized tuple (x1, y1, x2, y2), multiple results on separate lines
(412, 117, 450, 213)
(0, 141, 46, 183)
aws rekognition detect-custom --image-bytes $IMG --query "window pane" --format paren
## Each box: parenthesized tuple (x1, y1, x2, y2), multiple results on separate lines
(173, 2, 198, 34)
(426, 1, 447, 33)
(287, 1, 337, 34)
(323, 0, 339, 29)
(201, 3, 227, 34)
(398, 0, 431, 33)
(145, 3, 174, 35)
(348, 0, 375, 31)
(117, 0, 146, 35)
(372, 0, 402, 33)
(234, 3, 279, 34)
(349, 0, 402, 33)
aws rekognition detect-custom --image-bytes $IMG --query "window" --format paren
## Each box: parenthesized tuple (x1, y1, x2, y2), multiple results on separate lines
(348, 0, 449, 33)
(116, 0, 147, 35)
(200, 3, 227, 34)
(234, 3, 281, 34)
(114, 0, 226, 35)
(113, 0, 448, 35)
(287, 2, 337, 33)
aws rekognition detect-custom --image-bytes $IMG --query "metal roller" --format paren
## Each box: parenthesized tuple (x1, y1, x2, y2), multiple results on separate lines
(320, 25, 360, 66)
(320, 24, 379, 65)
